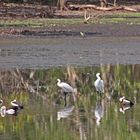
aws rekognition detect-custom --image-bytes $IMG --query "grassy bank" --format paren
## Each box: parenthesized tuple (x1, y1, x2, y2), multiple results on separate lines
(0, 12, 140, 28)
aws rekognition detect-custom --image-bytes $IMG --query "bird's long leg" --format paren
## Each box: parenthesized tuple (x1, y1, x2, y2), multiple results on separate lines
(64, 92, 67, 107)
(96, 91, 102, 100)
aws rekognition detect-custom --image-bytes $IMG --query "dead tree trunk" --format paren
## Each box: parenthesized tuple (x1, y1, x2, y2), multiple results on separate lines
(100, 0, 108, 7)
(57, 0, 65, 11)
(114, 0, 117, 6)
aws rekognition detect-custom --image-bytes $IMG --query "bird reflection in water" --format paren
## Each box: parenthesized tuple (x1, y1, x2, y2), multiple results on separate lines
(119, 105, 132, 114)
(57, 106, 74, 120)
(94, 99, 104, 126)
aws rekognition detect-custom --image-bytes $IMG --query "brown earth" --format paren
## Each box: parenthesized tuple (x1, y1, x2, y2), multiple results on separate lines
(0, 3, 140, 38)
(0, 22, 140, 38)
(0, 4, 140, 68)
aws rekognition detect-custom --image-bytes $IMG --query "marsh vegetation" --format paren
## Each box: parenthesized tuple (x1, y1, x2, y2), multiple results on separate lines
(0, 65, 140, 140)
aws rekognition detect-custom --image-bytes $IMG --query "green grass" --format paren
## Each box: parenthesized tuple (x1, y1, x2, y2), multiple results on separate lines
(98, 17, 140, 24)
(112, 12, 140, 18)
(0, 12, 140, 28)
(99, 12, 140, 24)
(0, 18, 83, 28)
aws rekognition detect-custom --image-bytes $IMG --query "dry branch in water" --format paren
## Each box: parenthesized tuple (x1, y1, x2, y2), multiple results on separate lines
(83, 10, 103, 24)
(84, 10, 91, 24)
(68, 4, 140, 12)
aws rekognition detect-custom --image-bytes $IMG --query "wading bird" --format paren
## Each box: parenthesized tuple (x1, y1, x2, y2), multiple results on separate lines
(80, 32, 85, 38)
(119, 96, 134, 106)
(94, 73, 104, 95)
(57, 79, 74, 106)
(0, 106, 17, 117)
(11, 99, 24, 110)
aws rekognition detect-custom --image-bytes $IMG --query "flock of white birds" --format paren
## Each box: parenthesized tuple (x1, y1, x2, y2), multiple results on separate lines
(57, 72, 134, 107)
(0, 73, 134, 121)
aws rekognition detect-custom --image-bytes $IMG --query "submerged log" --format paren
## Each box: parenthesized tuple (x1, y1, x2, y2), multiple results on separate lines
(123, 6, 138, 12)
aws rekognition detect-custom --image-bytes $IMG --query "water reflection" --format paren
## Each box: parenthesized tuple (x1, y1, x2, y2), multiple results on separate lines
(94, 98, 104, 126)
(57, 106, 74, 120)
(0, 65, 140, 140)
(119, 105, 132, 114)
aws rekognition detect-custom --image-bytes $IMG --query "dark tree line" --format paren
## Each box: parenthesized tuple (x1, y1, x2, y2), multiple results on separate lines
(0, 0, 140, 9)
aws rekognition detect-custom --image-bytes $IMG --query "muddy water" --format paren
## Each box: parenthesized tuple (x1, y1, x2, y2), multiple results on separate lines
(0, 36, 140, 69)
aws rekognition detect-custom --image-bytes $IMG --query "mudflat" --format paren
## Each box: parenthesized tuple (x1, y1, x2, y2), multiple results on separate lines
(0, 30, 140, 69)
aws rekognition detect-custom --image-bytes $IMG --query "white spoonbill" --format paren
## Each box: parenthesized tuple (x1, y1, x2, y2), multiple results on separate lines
(57, 79, 74, 106)
(94, 73, 104, 94)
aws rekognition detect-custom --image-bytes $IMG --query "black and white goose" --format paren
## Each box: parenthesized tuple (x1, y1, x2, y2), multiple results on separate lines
(0, 106, 17, 117)
(119, 96, 134, 106)
(11, 99, 24, 110)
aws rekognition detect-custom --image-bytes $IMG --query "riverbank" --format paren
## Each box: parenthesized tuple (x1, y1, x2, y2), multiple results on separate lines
(0, 5, 140, 68)
(0, 8, 140, 37)
(0, 21, 140, 38)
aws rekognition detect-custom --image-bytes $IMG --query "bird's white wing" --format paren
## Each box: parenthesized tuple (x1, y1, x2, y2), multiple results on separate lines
(94, 80, 99, 91)
(98, 80, 104, 93)
(60, 82, 74, 93)
(94, 79, 104, 93)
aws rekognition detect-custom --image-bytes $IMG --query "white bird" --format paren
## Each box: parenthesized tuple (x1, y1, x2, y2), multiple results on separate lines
(94, 73, 104, 94)
(119, 96, 134, 106)
(0, 106, 17, 117)
(57, 79, 74, 106)
(57, 79, 74, 93)
(80, 32, 85, 38)
(11, 99, 24, 109)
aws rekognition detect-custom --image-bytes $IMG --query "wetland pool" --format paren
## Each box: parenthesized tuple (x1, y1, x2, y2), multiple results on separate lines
(0, 65, 140, 140)
(0, 36, 140, 140)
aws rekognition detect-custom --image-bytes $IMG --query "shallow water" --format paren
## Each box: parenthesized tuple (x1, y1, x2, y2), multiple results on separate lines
(0, 65, 140, 140)
(0, 36, 140, 69)
(0, 36, 140, 140)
